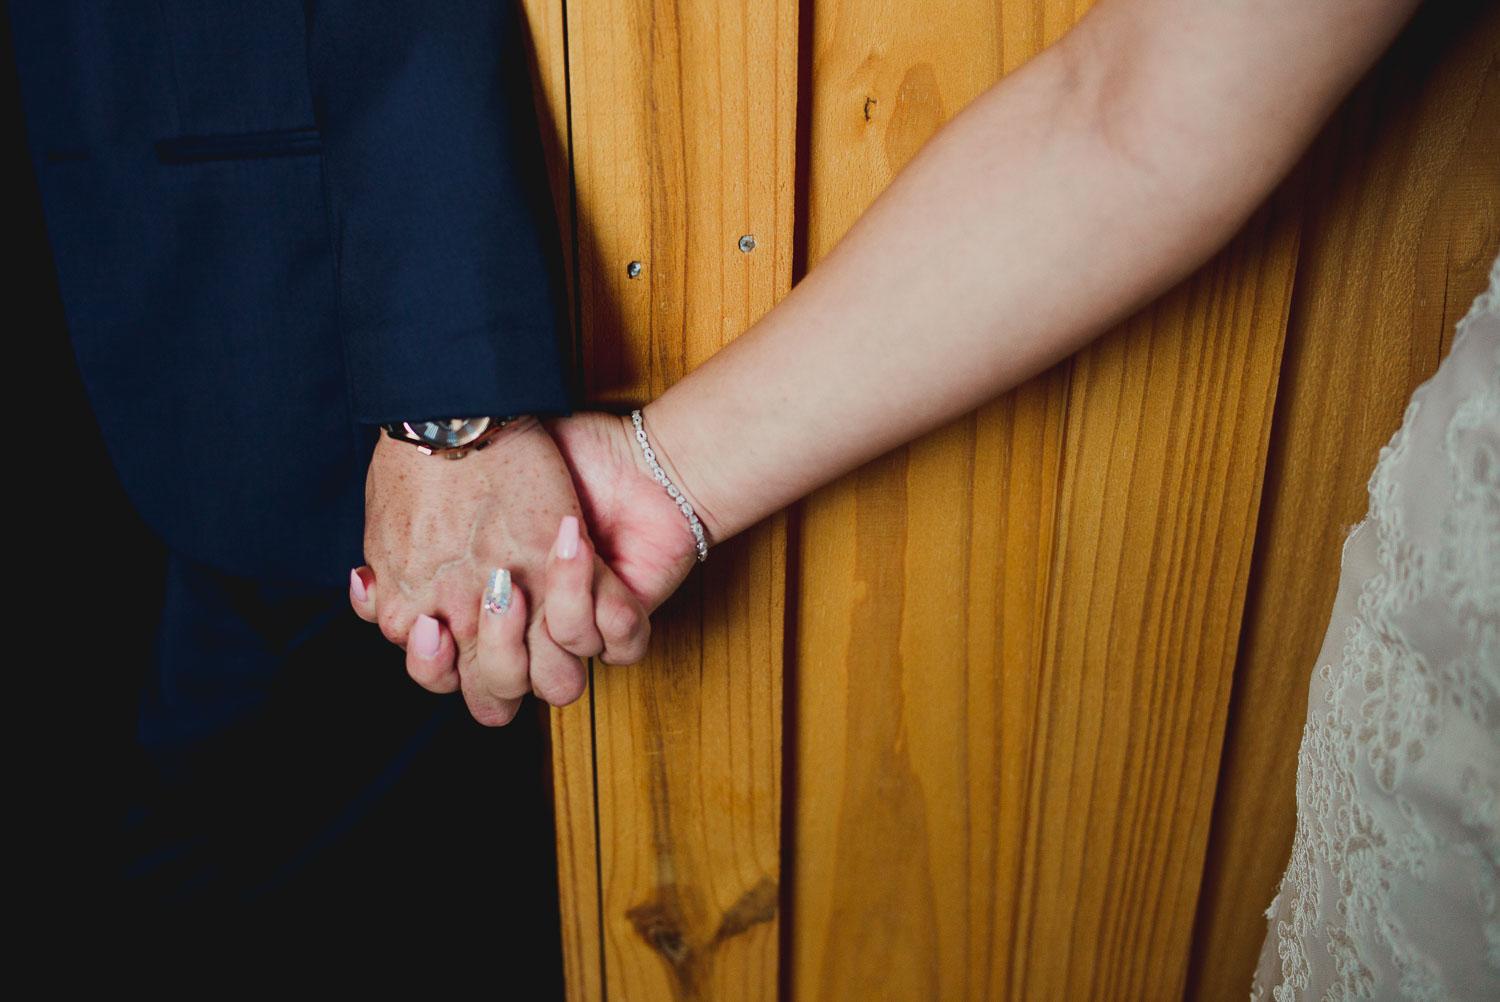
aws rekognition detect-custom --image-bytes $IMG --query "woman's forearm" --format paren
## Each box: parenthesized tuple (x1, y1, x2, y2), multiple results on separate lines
(642, 0, 1419, 544)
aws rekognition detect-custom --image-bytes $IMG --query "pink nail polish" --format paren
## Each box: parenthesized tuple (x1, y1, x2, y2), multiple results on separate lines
(557, 515, 580, 560)
(412, 615, 442, 657)
(349, 569, 368, 603)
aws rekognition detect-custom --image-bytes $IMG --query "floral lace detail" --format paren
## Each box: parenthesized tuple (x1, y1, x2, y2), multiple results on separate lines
(1254, 253, 1500, 1001)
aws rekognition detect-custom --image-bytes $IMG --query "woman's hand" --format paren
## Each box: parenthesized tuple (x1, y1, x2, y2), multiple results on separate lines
(546, 411, 703, 615)
(348, 418, 650, 723)
(452, 410, 701, 715)
(461, 409, 703, 692)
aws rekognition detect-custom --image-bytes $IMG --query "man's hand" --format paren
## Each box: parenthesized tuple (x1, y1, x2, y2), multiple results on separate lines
(348, 417, 648, 724)
(457, 410, 703, 700)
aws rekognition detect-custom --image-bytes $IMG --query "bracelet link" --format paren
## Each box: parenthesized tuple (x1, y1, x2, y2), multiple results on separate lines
(632, 409, 709, 563)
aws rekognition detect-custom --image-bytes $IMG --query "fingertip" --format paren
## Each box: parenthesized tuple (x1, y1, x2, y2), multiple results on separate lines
(473, 570, 531, 702)
(534, 669, 587, 708)
(460, 674, 523, 726)
(350, 567, 378, 622)
(470, 697, 522, 728)
(412, 614, 442, 657)
(480, 567, 519, 617)
(480, 570, 527, 635)
(545, 522, 603, 658)
(407, 615, 459, 693)
(555, 514, 581, 560)
(529, 638, 588, 707)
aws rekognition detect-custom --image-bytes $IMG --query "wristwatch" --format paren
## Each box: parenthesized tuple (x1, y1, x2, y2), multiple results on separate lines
(380, 415, 520, 459)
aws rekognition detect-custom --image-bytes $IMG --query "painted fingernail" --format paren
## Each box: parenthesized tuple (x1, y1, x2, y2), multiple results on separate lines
(483, 568, 513, 615)
(557, 515, 580, 560)
(412, 615, 442, 657)
(349, 569, 368, 603)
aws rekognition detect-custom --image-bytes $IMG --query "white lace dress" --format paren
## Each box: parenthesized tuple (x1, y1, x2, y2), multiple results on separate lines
(1251, 252, 1500, 1001)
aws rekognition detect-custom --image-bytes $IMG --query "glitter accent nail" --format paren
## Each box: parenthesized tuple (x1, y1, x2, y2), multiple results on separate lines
(483, 567, 513, 615)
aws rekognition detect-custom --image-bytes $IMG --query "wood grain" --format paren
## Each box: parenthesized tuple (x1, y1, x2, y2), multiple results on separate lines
(559, 1, 799, 999)
(787, 9, 1073, 997)
(1029, 207, 1299, 1001)
(789, 2, 1307, 999)
(516, 4, 605, 999)
(1186, 7, 1500, 999)
(592, 529, 787, 1000)
(545, 1, 1498, 998)
(551, 683, 606, 1002)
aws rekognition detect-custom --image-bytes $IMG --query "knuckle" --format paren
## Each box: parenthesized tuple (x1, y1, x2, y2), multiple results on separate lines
(604, 633, 650, 666)
(497, 680, 531, 701)
(549, 618, 597, 654)
(566, 634, 605, 658)
(601, 600, 643, 643)
(376, 603, 406, 636)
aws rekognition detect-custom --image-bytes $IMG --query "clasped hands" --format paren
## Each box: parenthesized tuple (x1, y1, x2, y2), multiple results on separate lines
(349, 413, 701, 725)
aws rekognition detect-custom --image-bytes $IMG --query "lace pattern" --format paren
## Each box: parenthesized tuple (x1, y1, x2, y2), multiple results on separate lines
(1252, 253, 1500, 1001)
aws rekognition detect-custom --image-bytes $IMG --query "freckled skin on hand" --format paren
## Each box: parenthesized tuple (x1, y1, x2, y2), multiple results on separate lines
(364, 416, 584, 642)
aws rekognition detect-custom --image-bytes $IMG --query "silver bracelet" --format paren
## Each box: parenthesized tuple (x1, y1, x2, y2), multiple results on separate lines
(632, 409, 708, 563)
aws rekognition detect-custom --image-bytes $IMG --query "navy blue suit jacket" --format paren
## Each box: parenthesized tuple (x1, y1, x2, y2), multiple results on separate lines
(11, 0, 572, 587)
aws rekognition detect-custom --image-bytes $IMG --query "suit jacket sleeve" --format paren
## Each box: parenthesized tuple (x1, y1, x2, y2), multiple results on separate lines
(304, 0, 571, 423)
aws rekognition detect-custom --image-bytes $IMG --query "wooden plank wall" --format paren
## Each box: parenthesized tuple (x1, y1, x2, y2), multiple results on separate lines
(536, 2, 800, 1000)
(520, 0, 1500, 998)
(1187, 5, 1500, 999)
(789, 2, 1303, 999)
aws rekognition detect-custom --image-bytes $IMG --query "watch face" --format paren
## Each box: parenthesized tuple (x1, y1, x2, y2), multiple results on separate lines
(408, 416, 493, 449)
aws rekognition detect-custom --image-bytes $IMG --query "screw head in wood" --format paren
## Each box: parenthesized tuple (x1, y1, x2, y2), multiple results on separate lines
(738, 234, 756, 253)
(627, 260, 643, 279)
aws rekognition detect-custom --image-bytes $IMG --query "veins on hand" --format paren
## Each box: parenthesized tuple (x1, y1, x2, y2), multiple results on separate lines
(394, 500, 505, 598)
